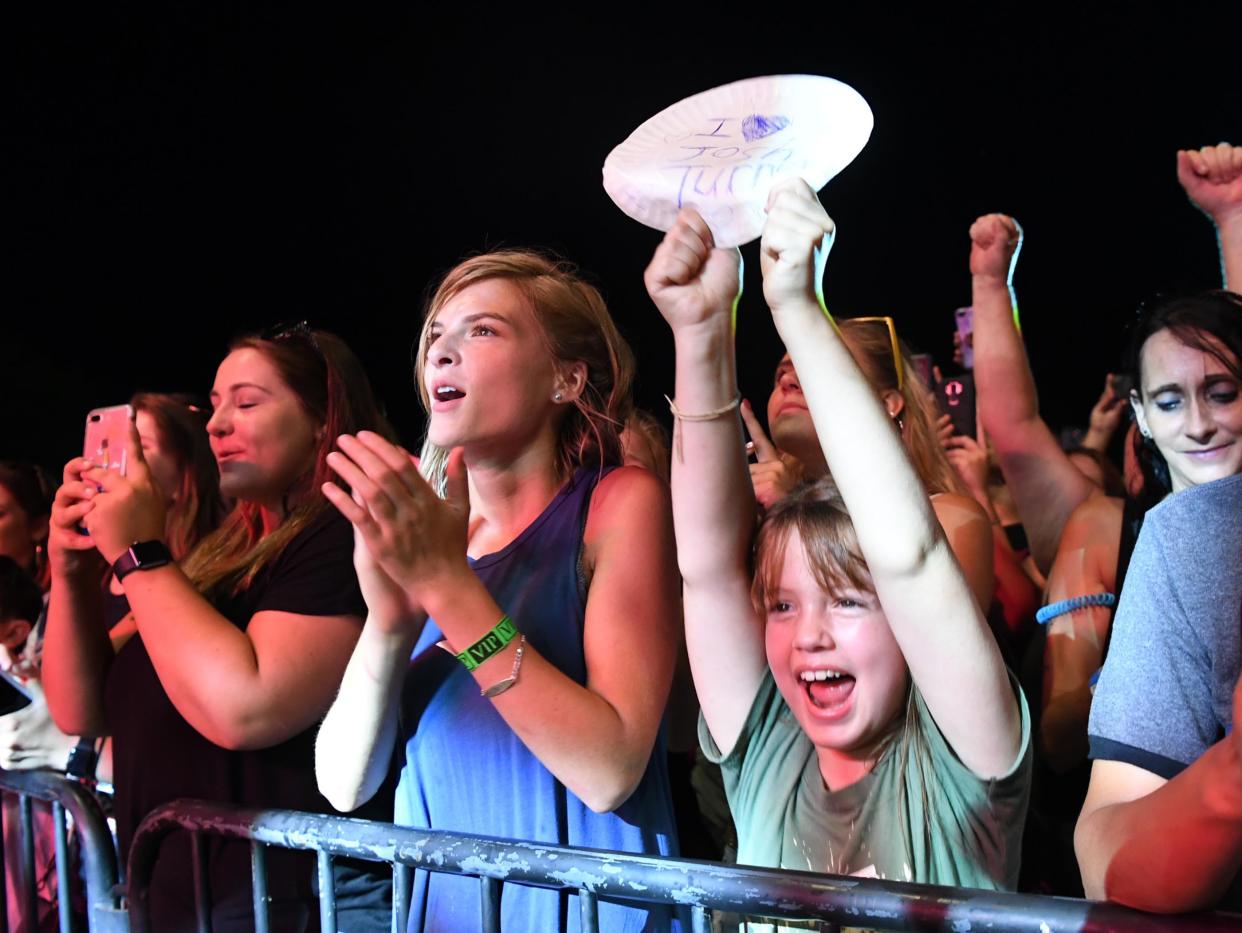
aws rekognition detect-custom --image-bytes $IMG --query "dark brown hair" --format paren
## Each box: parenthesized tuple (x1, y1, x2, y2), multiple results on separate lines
(181, 329, 393, 597)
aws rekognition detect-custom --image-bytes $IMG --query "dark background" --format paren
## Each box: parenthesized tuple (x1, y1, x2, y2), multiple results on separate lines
(9, 3, 1241, 469)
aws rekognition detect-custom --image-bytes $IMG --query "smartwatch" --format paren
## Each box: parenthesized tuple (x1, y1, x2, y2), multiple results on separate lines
(112, 540, 173, 581)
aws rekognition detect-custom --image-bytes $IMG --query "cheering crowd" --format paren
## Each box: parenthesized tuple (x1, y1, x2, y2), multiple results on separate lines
(0, 142, 1239, 931)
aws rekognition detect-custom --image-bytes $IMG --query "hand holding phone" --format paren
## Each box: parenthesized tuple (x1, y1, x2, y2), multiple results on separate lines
(937, 373, 977, 440)
(79, 414, 167, 564)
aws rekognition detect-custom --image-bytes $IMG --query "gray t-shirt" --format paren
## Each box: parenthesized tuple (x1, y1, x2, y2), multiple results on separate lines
(1089, 472, 1242, 777)
(700, 670, 1031, 892)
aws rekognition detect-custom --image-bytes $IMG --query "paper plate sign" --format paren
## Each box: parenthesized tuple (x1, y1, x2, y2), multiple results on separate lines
(603, 75, 873, 247)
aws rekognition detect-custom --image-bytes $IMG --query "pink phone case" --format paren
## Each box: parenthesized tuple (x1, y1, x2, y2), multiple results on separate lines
(83, 404, 134, 475)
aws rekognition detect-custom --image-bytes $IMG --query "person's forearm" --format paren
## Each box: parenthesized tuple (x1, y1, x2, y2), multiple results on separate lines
(973, 273, 1095, 570)
(973, 274, 1041, 434)
(42, 574, 112, 737)
(316, 616, 417, 811)
(423, 579, 669, 814)
(121, 564, 294, 748)
(1082, 423, 1118, 454)
(1216, 211, 1242, 292)
(773, 298, 941, 575)
(669, 316, 756, 588)
(1076, 740, 1242, 911)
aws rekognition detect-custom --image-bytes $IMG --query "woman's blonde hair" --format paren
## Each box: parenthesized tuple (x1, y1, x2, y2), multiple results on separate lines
(839, 319, 964, 497)
(182, 329, 393, 598)
(414, 249, 635, 487)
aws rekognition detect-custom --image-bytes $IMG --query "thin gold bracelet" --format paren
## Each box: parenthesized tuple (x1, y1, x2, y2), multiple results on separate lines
(664, 394, 741, 421)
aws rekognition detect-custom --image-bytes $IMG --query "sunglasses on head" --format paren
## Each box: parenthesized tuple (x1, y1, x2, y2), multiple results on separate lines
(846, 316, 905, 393)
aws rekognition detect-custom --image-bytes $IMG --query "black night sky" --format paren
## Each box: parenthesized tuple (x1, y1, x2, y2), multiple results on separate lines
(9, 4, 1241, 468)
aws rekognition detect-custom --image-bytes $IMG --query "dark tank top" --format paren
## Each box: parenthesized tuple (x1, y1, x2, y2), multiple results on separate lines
(395, 467, 683, 932)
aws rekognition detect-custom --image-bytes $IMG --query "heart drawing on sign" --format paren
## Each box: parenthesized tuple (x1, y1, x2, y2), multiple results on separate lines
(741, 114, 791, 142)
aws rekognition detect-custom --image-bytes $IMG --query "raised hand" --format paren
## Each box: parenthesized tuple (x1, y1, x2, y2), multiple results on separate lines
(1178, 143, 1242, 223)
(969, 213, 1023, 284)
(759, 178, 835, 315)
(49, 459, 106, 579)
(643, 208, 742, 333)
(1084, 374, 1127, 450)
(80, 418, 167, 565)
(740, 399, 804, 510)
(323, 433, 472, 621)
(945, 433, 991, 504)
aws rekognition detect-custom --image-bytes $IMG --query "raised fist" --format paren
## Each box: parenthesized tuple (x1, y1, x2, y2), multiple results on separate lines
(1177, 143, 1242, 223)
(969, 213, 1023, 282)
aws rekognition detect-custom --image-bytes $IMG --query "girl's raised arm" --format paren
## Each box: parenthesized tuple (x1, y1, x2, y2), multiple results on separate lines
(763, 180, 1021, 779)
(642, 209, 764, 755)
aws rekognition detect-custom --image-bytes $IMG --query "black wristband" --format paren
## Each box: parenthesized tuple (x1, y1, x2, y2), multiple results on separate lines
(112, 540, 173, 581)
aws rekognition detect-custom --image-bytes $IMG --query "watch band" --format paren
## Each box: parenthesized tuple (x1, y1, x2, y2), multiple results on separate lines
(112, 540, 173, 581)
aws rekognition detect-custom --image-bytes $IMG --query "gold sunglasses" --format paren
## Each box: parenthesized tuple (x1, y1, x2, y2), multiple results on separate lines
(845, 316, 905, 393)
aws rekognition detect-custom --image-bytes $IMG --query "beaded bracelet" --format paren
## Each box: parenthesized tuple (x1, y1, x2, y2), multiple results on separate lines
(1035, 592, 1116, 626)
(481, 635, 526, 698)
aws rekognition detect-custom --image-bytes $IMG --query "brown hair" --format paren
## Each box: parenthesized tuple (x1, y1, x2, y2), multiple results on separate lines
(0, 461, 53, 589)
(751, 478, 875, 615)
(414, 250, 635, 487)
(130, 393, 227, 560)
(752, 478, 921, 765)
(839, 319, 964, 497)
(181, 329, 393, 598)
(621, 410, 671, 485)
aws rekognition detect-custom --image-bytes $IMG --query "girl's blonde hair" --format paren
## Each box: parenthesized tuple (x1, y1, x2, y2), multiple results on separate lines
(414, 249, 635, 487)
(839, 319, 964, 497)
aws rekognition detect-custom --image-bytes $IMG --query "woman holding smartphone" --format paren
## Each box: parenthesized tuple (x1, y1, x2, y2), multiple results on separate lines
(315, 250, 683, 932)
(44, 327, 394, 932)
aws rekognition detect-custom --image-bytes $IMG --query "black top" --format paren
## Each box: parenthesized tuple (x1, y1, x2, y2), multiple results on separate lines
(105, 508, 391, 930)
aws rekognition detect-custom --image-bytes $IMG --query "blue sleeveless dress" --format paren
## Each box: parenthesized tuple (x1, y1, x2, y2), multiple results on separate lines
(395, 467, 683, 932)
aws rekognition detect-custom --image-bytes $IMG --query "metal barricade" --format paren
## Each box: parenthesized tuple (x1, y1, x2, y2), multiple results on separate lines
(0, 769, 126, 933)
(129, 799, 1242, 933)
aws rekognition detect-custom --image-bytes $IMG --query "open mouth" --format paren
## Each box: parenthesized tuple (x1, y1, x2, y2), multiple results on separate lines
(433, 385, 466, 403)
(800, 669, 855, 710)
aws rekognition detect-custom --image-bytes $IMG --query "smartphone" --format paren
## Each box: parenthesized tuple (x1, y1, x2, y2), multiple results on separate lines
(937, 373, 976, 439)
(83, 404, 134, 475)
(955, 306, 974, 370)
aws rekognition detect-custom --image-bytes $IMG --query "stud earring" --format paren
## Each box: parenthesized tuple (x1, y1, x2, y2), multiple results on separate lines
(554, 392, 563, 402)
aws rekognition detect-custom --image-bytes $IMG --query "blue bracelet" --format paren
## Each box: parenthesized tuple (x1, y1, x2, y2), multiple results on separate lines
(1036, 592, 1117, 625)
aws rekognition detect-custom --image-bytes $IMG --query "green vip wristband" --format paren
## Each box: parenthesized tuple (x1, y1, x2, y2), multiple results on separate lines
(456, 616, 520, 671)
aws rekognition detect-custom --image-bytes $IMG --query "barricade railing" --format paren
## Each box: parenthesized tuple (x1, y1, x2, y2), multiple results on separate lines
(130, 799, 1242, 933)
(0, 768, 126, 933)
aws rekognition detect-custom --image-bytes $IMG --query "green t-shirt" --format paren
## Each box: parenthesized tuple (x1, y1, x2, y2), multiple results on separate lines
(700, 671, 1031, 895)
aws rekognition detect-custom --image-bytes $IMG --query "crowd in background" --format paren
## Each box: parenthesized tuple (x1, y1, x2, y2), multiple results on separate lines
(0, 142, 1239, 931)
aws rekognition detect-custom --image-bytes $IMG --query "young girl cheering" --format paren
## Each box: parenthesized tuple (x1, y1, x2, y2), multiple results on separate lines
(644, 180, 1030, 891)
